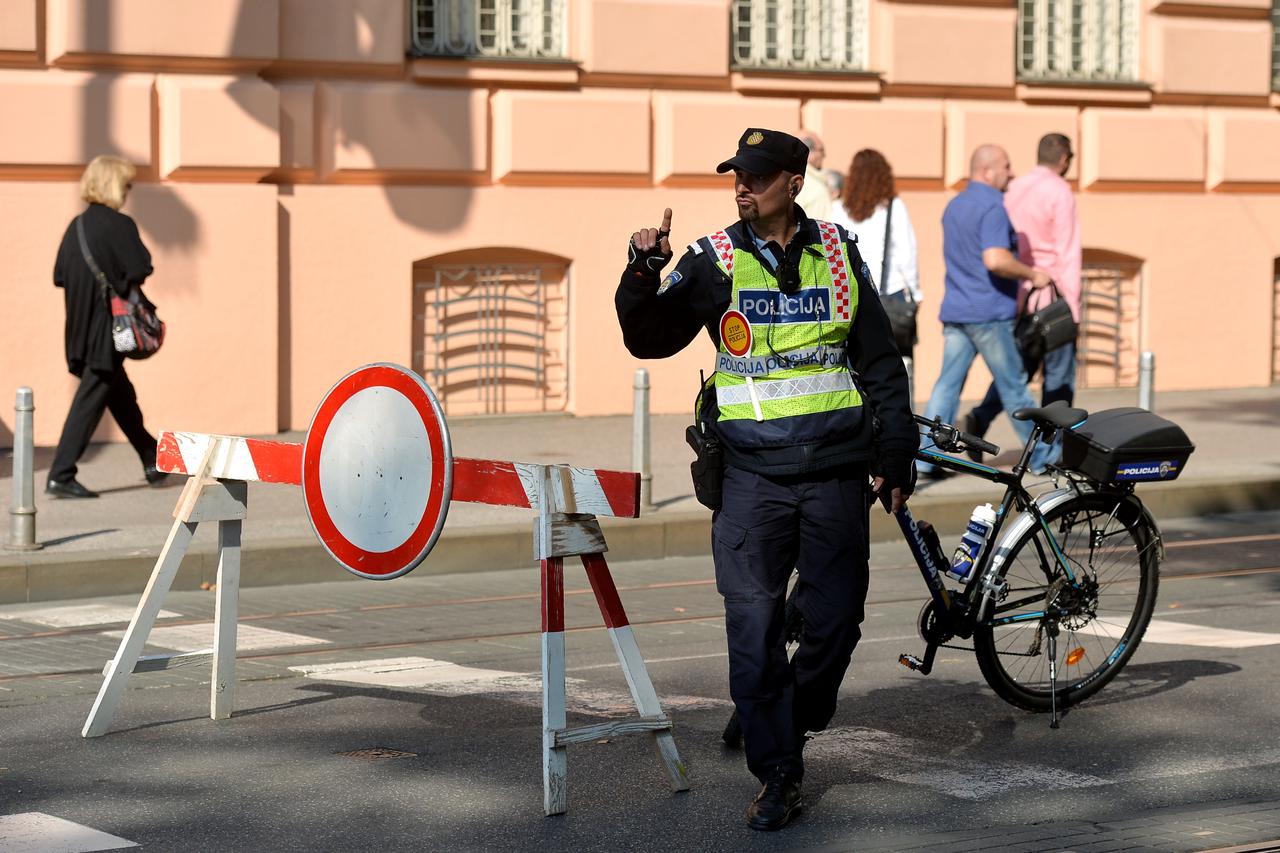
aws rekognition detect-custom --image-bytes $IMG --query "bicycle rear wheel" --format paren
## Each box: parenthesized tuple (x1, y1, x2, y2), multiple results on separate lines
(973, 491, 1159, 712)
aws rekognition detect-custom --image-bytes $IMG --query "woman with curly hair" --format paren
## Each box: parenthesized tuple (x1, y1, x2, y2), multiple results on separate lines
(832, 149, 922, 373)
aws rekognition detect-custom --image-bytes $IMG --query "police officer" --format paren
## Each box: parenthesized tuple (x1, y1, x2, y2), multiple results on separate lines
(615, 128, 917, 831)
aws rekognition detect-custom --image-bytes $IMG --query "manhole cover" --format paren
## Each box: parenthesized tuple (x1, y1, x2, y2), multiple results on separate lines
(335, 747, 417, 760)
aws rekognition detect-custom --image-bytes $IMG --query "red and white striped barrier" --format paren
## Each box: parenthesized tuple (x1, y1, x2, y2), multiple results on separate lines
(157, 431, 642, 519)
(88, 363, 686, 817)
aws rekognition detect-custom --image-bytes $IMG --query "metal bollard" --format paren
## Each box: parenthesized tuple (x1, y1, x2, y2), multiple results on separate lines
(7, 387, 42, 551)
(1138, 351, 1155, 412)
(902, 356, 916, 413)
(632, 368, 654, 513)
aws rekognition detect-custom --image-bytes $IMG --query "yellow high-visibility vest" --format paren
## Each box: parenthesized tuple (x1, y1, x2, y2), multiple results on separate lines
(703, 222, 862, 425)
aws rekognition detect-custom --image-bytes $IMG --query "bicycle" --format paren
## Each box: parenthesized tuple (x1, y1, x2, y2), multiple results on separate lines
(721, 400, 1191, 741)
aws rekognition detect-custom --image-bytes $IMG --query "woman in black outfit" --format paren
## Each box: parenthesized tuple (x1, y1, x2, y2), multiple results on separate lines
(47, 155, 166, 498)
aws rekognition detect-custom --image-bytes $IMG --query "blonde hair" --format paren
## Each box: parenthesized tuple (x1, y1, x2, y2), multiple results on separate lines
(80, 155, 136, 210)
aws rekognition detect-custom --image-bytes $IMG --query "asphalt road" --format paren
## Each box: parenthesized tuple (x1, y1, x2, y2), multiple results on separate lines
(2, 508, 1280, 852)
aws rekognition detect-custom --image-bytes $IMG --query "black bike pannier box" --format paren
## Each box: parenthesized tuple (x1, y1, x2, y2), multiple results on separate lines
(1060, 407, 1195, 483)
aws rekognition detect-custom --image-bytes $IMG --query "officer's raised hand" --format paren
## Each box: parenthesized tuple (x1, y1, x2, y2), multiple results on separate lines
(627, 208, 674, 278)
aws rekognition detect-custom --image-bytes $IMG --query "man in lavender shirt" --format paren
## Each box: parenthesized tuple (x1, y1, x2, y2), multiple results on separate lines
(964, 133, 1081, 453)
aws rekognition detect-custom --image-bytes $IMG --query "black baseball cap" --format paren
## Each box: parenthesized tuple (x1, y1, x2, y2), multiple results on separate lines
(716, 128, 809, 176)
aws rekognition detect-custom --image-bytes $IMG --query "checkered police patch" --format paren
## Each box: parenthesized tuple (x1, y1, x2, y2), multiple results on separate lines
(657, 270, 683, 295)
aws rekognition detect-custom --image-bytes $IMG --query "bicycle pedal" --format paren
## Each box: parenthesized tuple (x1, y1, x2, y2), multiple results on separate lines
(898, 654, 925, 671)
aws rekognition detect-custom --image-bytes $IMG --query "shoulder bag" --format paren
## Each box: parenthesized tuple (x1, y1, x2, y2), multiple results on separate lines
(1014, 281, 1076, 363)
(76, 216, 165, 359)
(877, 199, 918, 352)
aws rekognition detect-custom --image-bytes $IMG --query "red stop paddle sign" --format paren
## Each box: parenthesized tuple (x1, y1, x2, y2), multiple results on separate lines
(302, 364, 453, 579)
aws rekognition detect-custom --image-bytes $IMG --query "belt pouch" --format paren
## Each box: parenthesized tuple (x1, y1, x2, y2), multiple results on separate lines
(685, 424, 724, 510)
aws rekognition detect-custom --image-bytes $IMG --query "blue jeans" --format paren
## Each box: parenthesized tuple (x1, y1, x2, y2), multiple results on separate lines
(970, 341, 1077, 433)
(919, 320, 1055, 473)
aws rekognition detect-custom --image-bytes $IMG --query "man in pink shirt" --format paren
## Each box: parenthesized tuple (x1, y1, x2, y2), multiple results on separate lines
(964, 133, 1081, 450)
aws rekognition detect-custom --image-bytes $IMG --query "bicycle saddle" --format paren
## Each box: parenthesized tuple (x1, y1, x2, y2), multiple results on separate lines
(1012, 399, 1089, 430)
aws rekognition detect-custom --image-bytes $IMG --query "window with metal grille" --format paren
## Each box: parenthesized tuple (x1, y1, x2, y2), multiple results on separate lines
(731, 0, 868, 72)
(1078, 251, 1143, 389)
(413, 251, 569, 416)
(410, 0, 567, 59)
(1273, 0, 1280, 89)
(1018, 0, 1139, 82)
(1272, 259, 1280, 383)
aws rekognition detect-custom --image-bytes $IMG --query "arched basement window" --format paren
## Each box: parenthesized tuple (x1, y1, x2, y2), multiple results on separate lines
(1079, 249, 1143, 390)
(412, 248, 569, 416)
(1273, 257, 1280, 383)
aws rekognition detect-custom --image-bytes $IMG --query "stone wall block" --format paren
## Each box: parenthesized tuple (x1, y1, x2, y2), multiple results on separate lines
(156, 74, 279, 179)
(491, 89, 651, 180)
(654, 92, 800, 183)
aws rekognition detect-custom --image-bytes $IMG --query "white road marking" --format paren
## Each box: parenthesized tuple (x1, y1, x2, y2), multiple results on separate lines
(0, 604, 179, 628)
(1090, 619, 1280, 649)
(1142, 619, 1280, 648)
(806, 726, 1107, 800)
(0, 812, 137, 852)
(289, 656, 729, 715)
(103, 623, 328, 652)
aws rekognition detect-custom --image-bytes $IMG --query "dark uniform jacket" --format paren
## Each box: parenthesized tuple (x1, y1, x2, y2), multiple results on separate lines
(53, 203, 153, 376)
(615, 211, 918, 480)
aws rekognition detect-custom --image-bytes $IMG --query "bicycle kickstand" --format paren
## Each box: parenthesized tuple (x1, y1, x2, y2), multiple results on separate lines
(898, 642, 938, 676)
(1045, 621, 1060, 729)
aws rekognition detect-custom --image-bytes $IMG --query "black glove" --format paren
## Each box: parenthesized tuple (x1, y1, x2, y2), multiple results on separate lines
(871, 451, 916, 512)
(627, 231, 672, 278)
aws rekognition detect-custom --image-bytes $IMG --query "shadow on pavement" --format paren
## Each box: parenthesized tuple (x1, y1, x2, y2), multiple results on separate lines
(42, 528, 120, 547)
(1082, 658, 1243, 709)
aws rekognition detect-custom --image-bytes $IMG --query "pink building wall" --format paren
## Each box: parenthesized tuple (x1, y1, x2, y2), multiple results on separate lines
(1, 0, 1277, 447)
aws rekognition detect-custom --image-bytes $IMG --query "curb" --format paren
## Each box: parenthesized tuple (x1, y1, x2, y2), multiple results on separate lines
(3, 474, 1279, 605)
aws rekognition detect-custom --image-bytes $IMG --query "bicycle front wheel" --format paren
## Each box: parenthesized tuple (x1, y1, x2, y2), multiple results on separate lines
(973, 491, 1159, 712)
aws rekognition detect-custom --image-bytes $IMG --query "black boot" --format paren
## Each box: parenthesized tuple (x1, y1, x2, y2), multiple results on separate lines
(745, 769, 803, 831)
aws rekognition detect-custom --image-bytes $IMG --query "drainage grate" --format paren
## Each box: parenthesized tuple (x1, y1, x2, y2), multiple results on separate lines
(335, 747, 417, 760)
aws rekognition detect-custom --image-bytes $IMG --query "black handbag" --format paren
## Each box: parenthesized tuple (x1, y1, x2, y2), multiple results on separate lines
(878, 199, 917, 352)
(76, 216, 165, 359)
(1014, 282, 1076, 363)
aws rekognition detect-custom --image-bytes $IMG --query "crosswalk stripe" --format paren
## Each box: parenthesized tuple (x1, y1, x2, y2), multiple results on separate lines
(1141, 619, 1280, 648)
(1089, 619, 1280, 649)
(0, 604, 179, 628)
(102, 623, 328, 652)
(289, 656, 729, 715)
(0, 812, 137, 852)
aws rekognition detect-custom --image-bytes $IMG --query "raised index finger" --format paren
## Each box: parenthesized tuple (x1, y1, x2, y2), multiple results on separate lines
(659, 207, 672, 233)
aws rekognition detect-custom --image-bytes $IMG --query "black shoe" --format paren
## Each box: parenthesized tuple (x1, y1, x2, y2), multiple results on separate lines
(45, 478, 99, 499)
(962, 412, 986, 462)
(144, 466, 170, 487)
(745, 773, 803, 831)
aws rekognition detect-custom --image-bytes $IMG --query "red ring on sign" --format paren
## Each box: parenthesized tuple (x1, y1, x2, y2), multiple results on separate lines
(719, 310, 753, 358)
(302, 364, 452, 580)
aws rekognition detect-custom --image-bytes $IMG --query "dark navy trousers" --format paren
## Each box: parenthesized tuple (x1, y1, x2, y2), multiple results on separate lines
(712, 463, 871, 784)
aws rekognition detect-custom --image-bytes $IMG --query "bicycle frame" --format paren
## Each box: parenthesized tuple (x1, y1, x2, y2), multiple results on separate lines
(895, 420, 1096, 673)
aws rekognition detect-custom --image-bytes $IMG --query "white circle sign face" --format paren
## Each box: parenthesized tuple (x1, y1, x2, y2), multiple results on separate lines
(302, 363, 453, 580)
(317, 386, 432, 554)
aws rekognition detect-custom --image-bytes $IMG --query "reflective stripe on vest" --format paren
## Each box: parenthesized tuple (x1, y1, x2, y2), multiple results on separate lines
(706, 223, 861, 425)
(716, 371, 856, 407)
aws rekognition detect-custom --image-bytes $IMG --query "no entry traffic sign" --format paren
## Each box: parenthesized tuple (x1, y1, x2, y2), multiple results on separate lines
(302, 363, 453, 579)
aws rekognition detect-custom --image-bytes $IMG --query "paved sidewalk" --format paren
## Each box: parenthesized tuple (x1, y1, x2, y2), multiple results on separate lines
(3, 385, 1279, 604)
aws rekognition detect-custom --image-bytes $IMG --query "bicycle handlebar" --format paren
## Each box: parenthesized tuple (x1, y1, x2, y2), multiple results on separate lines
(912, 414, 1001, 457)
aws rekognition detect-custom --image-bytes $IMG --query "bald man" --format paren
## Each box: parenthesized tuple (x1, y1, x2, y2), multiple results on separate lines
(917, 144, 1057, 477)
(794, 130, 832, 221)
